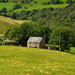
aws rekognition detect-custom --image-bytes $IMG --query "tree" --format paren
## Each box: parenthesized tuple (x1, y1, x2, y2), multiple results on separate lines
(4, 23, 33, 46)
(6, 0, 8, 2)
(66, 0, 73, 3)
(21, 0, 25, 3)
(0, 0, 2, 3)
(2, 0, 6, 2)
(1, 7, 7, 13)
(51, 0, 55, 4)
(48, 26, 75, 51)
(51, 0, 63, 4)
(55, 0, 63, 4)
(13, 4, 21, 10)
(4, 22, 51, 45)
(12, 12, 17, 19)
(39, 25, 51, 43)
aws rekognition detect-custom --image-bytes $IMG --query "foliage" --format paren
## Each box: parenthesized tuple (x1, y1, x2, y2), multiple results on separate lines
(0, 3, 18, 11)
(30, 4, 75, 27)
(5, 23, 51, 45)
(51, 0, 63, 4)
(5, 23, 33, 45)
(1, 7, 7, 13)
(13, 4, 21, 10)
(66, 0, 73, 3)
(48, 27, 75, 50)
(0, 0, 69, 11)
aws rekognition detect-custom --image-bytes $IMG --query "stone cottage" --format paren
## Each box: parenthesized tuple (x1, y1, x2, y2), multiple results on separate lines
(27, 37, 45, 48)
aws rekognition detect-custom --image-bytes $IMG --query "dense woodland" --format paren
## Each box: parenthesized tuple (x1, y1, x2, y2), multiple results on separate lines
(0, 0, 33, 3)
(0, 0, 75, 51)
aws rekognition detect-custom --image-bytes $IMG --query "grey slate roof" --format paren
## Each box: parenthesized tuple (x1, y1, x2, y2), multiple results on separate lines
(27, 37, 43, 43)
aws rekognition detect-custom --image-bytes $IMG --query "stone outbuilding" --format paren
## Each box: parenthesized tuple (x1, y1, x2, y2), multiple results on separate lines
(27, 37, 45, 48)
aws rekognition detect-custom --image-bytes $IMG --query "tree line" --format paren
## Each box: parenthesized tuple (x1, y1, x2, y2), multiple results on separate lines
(0, 0, 75, 4)
(4, 22, 75, 51)
(51, 0, 75, 4)
(0, 0, 33, 3)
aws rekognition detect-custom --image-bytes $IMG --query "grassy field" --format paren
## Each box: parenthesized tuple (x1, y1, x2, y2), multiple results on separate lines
(14, 0, 69, 12)
(14, 4, 68, 12)
(0, 16, 23, 34)
(0, 0, 69, 12)
(0, 46, 75, 75)
(70, 47, 75, 54)
(46, 44, 59, 47)
(0, 3, 17, 11)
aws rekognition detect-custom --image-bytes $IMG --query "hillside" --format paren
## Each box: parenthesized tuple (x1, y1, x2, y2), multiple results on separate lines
(0, 0, 69, 12)
(0, 3, 17, 11)
(15, 0, 68, 12)
(14, 4, 68, 12)
(0, 16, 22, 33)
(0, 46, 75, 75)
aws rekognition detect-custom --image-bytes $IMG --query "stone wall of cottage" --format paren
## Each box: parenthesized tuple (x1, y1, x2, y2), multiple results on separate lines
(40, 39, 45, 48)
(27, 39, 45, 48)
(27, 42, 40, 48)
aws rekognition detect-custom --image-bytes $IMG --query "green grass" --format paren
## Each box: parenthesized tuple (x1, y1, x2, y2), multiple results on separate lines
(0, 0, 69, 12)
(0, 35, 4, 38)
(14, 4, 68, 12)
(0, 3, 18, 11)
(70, 47, 75, 54)
(13, 0, 69, 12)
(23, 0, 68, 11)
(0, 16, 23, 34)
(0, 16, 32, 34)
(0, 46, 75, 75)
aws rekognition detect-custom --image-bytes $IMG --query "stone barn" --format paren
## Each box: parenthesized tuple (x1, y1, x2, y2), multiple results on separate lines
(27, 37, 45, 48)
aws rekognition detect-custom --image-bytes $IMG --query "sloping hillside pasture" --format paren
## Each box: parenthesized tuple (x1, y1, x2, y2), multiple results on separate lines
(14, 4, 68, 12)
(0, 3, 17, 11)
(0, 16, 22, 33)
(0, 46, 75, 75)
(0, 0, 69, 12)
(13, 0, 69, 12)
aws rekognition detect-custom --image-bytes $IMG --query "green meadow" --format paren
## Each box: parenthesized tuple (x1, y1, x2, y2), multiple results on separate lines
(0, 0, 69, 12)
(0, 3, 17, 11)
(14, 4, 68, 12)
(0, 46, 75, 75)
(70, 47, 75, 54)
(0, 16, 22, 34)
(14, 0, 69, 12)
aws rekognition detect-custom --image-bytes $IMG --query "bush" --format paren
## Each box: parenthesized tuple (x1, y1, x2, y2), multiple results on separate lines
(1, 7, 7, 13)
(13, 4, 21, 10)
